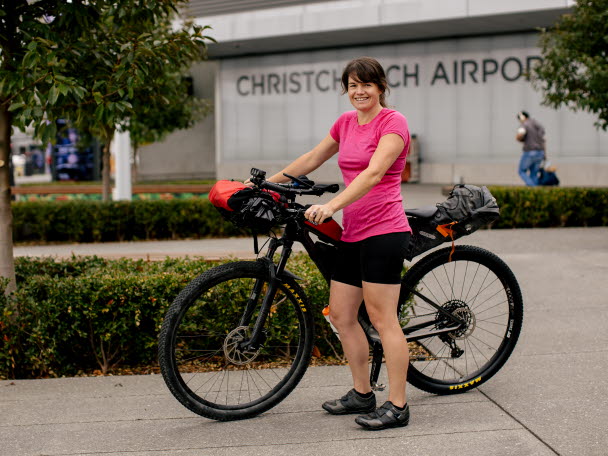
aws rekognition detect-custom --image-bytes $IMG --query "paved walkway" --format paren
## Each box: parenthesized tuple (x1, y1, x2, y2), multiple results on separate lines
(4, 183, 608, 455)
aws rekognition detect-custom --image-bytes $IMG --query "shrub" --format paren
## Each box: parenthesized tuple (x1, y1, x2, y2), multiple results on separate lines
(12, 199, 247, 243)
(11, 187, 608, 245)
(0, 254, 336, 380)
(488, 186, 608, 228)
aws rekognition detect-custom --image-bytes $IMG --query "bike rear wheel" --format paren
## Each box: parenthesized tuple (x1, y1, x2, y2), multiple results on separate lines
(158, 261, 314, 421)
(401, 245, 523, 394)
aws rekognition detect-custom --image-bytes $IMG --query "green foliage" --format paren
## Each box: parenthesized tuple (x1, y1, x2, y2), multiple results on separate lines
(0, 256, 208, 378)
(1, 1, 214, 144)
(12, 199, 247, 243)
(532, 0, 608, 130)
(11, 187, 608, 244)
(0, 254, 336, 379)
(488, 186, 608, 228)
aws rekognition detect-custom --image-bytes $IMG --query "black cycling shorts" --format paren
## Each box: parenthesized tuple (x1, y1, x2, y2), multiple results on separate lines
(332, 232, 411, 288)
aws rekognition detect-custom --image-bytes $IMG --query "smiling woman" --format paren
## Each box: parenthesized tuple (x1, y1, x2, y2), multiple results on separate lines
(258, 56, 413, 430)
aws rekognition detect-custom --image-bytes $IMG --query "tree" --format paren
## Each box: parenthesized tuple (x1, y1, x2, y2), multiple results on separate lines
(531, 0, 608, 130)
(0, 1, 213, 292)
(125, 18, 214, 181)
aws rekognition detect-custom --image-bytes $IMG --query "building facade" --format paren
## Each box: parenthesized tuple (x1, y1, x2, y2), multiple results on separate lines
(139, 0, 607, 186)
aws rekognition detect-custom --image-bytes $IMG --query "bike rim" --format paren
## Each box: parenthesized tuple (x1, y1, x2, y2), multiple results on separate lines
(402, 255, 516, 385)
(170, 275, 307, 410)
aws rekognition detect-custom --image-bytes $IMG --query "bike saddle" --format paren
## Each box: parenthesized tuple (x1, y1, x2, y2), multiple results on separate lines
(407, 205, 438, 218)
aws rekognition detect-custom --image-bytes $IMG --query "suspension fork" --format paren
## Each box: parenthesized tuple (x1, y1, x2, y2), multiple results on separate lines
(237, 238, 280, 328)
(243, 237, 294, 351)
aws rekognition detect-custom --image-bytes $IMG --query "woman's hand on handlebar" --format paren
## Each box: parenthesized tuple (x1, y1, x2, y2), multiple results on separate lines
(305, 204, 335, 225)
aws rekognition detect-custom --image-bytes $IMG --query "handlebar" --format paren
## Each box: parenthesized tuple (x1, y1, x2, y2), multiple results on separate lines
(249, 168, 339, 197)
(248, 168, 338, 225)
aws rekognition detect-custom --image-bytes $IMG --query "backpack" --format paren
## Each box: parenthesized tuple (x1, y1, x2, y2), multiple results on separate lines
(538, 168, 559, 186)
(406, 184, 500, 260)
(208, 180, 283, 233)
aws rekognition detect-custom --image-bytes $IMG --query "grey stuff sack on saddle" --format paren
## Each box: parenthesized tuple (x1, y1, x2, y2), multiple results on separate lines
(405, 184, 500, 260)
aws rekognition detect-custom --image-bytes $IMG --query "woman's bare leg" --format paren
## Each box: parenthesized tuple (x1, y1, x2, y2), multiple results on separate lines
(362, 282, 408, 407)
(328, 280, 370, 393)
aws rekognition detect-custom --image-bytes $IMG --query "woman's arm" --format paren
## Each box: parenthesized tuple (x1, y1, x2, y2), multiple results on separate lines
(305, 133, 405, 224)
(265, 134, 340, 183)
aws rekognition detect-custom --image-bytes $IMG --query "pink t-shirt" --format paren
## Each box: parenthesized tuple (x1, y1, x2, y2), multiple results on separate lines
(330, 108, 411, 242)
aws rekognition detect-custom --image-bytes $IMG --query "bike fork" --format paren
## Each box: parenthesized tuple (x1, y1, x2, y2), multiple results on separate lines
(243, 239, 294, 351)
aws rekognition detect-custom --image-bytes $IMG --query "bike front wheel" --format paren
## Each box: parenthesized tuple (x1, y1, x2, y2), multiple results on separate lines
(158, 261, 314, 421)
(401, 245, 523, 394)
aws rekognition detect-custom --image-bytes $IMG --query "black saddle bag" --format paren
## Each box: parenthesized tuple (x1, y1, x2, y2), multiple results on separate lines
(405, 184, 500, 260)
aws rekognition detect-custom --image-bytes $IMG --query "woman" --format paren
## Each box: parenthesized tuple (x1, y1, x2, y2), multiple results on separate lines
(251, 56, 412, 430)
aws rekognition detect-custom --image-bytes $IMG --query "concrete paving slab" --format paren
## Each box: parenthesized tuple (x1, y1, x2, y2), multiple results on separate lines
(480, 351, 608, 456)
(515, 307, 608, 356)
(110, 430, 556, 456)
(0, 397, 520, 456)
(0, 368, 485, 426)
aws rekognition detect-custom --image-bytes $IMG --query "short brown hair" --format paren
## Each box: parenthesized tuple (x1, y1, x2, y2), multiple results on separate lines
(340, 57, 389, 108)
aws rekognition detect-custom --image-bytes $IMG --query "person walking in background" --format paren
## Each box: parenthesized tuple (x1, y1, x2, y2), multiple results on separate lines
(515, 111, 546, 186)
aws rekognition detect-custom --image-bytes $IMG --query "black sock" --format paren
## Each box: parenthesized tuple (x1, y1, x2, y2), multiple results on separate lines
(392, 402, 407, 411)
(354, 390, 373, 398)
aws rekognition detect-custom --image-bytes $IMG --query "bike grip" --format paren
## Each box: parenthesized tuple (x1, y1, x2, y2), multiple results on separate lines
(302, 205, 333, 224)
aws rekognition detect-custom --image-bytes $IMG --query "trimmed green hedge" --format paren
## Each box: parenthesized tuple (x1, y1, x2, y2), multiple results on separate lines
(487, 186, 608, 228)
(11, 187, 608, 244)
(0, 254, 335, 380)
(12, 199, 246, 243)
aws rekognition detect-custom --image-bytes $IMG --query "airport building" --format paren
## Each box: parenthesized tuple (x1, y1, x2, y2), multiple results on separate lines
(137, 0, 607, 186)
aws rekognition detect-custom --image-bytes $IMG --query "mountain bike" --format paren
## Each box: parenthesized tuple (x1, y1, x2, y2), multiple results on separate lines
(158, 168, 523, 421)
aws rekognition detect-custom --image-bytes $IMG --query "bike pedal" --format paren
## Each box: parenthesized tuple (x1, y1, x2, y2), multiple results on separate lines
(372, 383, 386, 392)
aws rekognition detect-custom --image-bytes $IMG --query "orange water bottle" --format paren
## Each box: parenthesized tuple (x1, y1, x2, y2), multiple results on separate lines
(322, 305, 340, 339)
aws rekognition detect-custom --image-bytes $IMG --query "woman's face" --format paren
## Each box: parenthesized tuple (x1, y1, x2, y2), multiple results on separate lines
(347, 75, 382, 112)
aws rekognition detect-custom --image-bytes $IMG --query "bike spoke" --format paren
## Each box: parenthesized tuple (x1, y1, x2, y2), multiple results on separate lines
(404, 249, 520, 388)
(163, 273, 308, 411)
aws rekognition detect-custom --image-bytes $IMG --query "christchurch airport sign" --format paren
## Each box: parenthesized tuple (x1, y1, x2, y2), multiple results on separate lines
(235, 55, 542, 96)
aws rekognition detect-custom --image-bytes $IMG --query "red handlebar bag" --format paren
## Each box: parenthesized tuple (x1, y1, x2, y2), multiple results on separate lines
(208, 180, 282, 233)
(208, 180, 249, 212)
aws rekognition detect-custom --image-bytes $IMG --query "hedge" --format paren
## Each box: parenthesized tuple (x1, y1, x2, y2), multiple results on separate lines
(12, 199, 246, 243)
(11, 187, 608, 244)
(0, 254, 335, 380)
(488, 186, 608, 228)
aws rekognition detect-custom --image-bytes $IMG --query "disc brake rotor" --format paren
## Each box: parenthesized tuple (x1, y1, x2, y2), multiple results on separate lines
(436, 299, 476, 340)
(223, 326, 261, 365)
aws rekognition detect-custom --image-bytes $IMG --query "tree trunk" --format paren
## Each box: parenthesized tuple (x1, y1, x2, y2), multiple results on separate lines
(0, 103, 16, 294)
(101, 127, 115, 202)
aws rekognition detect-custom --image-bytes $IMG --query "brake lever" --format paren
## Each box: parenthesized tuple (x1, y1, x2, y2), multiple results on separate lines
(283, 173, 314, 189)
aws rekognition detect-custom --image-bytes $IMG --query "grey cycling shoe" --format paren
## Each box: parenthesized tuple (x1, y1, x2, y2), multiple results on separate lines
(355, 401, 410, 430)
(322, 389, 376, 415)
